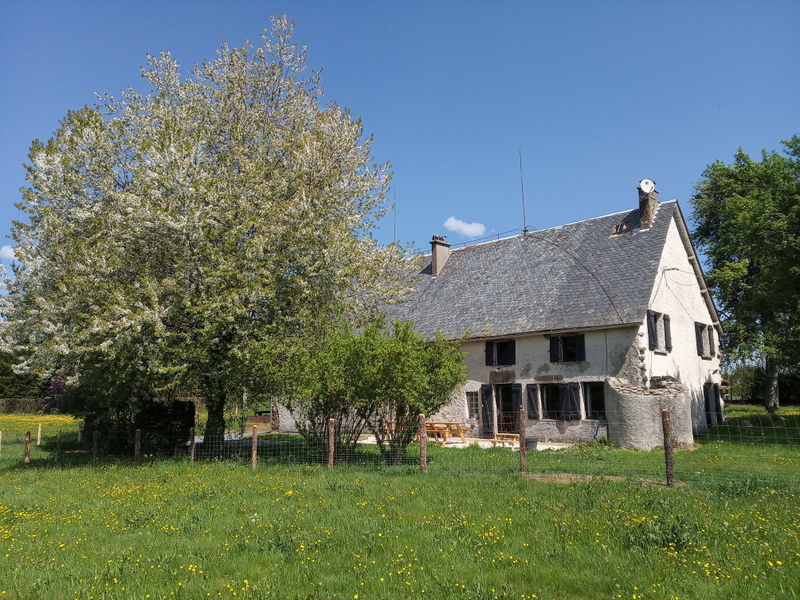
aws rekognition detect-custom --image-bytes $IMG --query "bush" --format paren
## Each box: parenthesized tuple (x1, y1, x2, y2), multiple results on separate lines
(0, 398, 45, 413)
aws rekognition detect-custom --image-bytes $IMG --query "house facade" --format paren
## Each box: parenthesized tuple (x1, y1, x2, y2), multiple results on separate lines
(389, 181, 723, 450)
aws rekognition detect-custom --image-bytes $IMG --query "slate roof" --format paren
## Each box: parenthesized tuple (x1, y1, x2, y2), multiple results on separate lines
(388, 200, 682, 340)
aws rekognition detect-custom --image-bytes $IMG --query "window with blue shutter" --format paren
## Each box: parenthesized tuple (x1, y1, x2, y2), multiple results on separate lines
(485, 340, 516, 366)
(695, 322, 705, 356)
(695, 322, 713, 358)
(647, 310, 672, 352)
(541, 383, 581, 420)
(559, 383, 581, 421)
(549, 334, 585, 362)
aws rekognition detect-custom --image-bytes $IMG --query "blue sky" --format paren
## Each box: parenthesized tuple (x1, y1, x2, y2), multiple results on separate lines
(0, 1, 797, 261)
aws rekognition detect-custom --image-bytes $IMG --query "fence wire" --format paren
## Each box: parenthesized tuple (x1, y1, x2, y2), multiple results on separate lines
(0, 408, 797, 491)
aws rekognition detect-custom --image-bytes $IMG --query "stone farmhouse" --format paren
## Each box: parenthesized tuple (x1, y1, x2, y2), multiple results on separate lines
(388, 180, 724, 450)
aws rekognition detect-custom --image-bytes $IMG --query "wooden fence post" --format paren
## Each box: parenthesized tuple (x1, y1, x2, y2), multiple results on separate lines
(134, 429, 141, 463)
(519, 406, 527, 476)
(418, 414, 427, 474)
(189, 427, 196, 464)
(661, 408, 675, 487)
(55, 430, 62, 463)
(92, 430, 98, 464)
(327, 418, 335, 470)
(24, 431, 31, 464)
(251, 425, 258, 470)
(37, 423, 42, 446)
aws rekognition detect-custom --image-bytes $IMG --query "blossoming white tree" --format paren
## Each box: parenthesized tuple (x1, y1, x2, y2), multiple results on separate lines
(1, 16, 412, 445)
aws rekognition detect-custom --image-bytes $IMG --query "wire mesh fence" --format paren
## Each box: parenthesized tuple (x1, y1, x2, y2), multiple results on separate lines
(0, 405, 797, 491)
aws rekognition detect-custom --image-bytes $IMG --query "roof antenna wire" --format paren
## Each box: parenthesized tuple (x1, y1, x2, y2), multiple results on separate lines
(519, 147, 529, 233)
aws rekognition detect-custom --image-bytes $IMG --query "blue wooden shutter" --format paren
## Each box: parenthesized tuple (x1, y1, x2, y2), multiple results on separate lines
(575, 335, 586, 362)
(559, 383, 580, 420)
(567, 383, 581, 420)
(511, 383, 522, 432)
(647, 310, 657, 349)
(526, 384, 539, 419)
(480, 384, 494, 436)
(663, 314, 672, 351)
(485, 342, 495, 366)
(707, 327, 715, 356)
(549, 336, 560, 363)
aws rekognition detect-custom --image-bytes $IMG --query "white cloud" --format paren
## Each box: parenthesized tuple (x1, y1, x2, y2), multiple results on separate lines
(0, 245, 16, 260)
(443, 216, 486, 238)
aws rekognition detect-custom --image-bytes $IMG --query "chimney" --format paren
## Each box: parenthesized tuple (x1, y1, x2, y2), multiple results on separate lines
(430, 235, 451, 276)
(637, 178, 659, 229)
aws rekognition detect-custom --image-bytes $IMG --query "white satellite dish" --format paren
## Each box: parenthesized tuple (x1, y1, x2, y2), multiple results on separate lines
(638, 178, 656, 194)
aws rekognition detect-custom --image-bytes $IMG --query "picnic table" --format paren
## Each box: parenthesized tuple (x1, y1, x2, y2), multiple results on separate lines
(423, 421, 469, 445)
(382, 420, 470, 446)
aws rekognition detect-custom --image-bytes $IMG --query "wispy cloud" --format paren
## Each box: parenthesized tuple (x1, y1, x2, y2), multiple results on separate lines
(443, 217, 486, 238)
(0, 245, 16, 260)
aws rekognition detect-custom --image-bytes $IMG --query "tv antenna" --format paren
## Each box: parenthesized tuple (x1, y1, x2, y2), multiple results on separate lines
(519, 147, 529, 233)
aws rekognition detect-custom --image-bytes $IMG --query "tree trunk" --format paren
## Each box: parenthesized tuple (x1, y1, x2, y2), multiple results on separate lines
(764, 357, 780, 413)
(204, 379, 227, 452)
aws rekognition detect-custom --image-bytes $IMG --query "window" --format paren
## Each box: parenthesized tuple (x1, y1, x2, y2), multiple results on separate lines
(549, 334, 585, 363)
(695, 323, 715, 358)
(466, 391, 479, 420)
(485, 340, 516, 366)
(583, 382, 605, 419)
(646, 310, 672, 352)
(540, 383, 581, 420)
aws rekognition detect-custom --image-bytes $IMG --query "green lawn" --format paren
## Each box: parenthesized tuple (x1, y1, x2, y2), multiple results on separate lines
(0, 407, 798, 599)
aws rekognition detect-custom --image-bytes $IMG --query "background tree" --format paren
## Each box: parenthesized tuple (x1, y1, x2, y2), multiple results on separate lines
(691, 136, 800, 412)
(0, 352, 46, 400)
(0, 16, 413, 444)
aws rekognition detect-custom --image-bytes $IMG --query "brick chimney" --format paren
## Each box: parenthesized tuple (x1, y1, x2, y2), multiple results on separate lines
(637, 178, 659, 229)
(430, 235, 451, 276)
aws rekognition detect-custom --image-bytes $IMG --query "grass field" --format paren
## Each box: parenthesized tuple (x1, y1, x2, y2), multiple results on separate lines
(0, 406, 798, 599)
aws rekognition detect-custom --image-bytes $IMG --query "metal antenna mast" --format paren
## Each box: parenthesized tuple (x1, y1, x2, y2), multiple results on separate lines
(519, 147, 529, 233)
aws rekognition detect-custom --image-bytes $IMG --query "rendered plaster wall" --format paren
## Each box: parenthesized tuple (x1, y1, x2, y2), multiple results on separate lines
(641, 210, 723, 432)
(450, 328, 639, 442)
(606, 377, 693, 450)
(459, 326, 640, 389)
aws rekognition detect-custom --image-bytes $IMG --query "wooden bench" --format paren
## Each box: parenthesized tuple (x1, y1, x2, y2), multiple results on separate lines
(488, 433, 520, 449)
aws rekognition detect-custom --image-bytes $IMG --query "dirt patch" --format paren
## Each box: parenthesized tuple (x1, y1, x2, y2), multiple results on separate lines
(522, 473, 681, 487)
